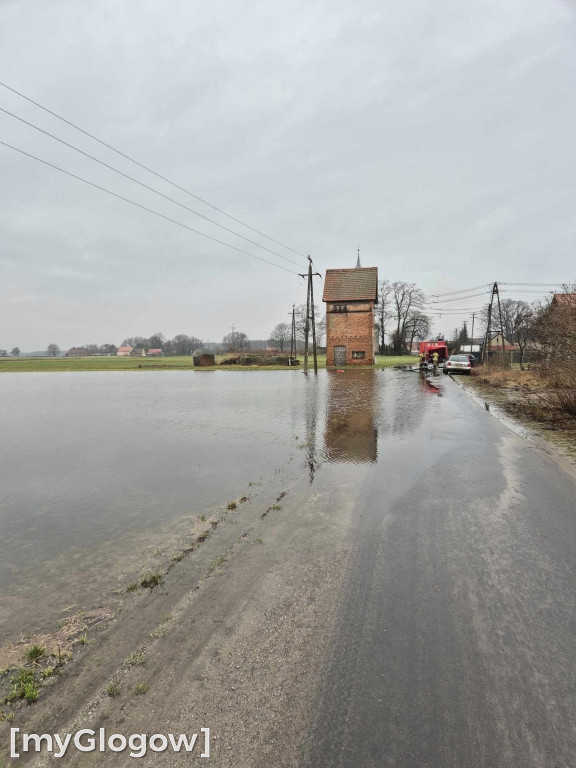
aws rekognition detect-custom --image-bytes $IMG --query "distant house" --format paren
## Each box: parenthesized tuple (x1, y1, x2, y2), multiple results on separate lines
(117, 345, 133, 356)
(66, 347, 88, 357)
(131, 348, 146, 357)
(488, 333, 518, 352)
(551, 293, 576, 308)
(147, 348, 163, 356)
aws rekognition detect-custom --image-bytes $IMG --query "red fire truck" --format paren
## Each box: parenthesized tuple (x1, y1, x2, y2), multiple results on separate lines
(418, 338, 449, 364)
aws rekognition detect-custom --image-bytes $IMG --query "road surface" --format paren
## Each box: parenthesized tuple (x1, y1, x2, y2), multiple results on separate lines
(303, 372, 576, 768)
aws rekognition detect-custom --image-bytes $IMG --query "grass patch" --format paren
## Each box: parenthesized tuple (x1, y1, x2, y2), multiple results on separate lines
(139, 572, 164, 589)
(148, 627, 168, 640)
(126, 582, 139, 592)
(124, 650, 146, 668)
(227, 501, 237, 510)
(209, 553, 229, 572)
(134, 684, 148, 695)
(196, 530, 210, 543)
(23, 645, 45, 663)
(41, 666, 55, 679)
(5, 669, 41, 704)
(253, 538, 264, 545)
(0, 353, 418, 374)
(76, 634, 89, 645)
(107, 682, 120, 697)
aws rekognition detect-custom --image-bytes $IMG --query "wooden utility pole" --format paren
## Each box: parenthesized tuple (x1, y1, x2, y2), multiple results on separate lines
(299, 256, 321, 375)
(470, 312, 476, 351)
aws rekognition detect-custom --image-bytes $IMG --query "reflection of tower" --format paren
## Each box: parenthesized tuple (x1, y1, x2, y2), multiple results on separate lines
(324, 370, 378, 463)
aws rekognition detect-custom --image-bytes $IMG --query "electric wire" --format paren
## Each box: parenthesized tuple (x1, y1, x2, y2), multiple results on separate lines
(426, 291, 491, 304)
(0, 140, 299, 275)
(427, 284, 490, 298)
(0, 105, 303, 269)
(499, 282, 565, 287)
(0, 80, 308, 260)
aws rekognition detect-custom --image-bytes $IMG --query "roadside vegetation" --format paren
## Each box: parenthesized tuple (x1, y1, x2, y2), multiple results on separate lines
(467, 289, 576, 455)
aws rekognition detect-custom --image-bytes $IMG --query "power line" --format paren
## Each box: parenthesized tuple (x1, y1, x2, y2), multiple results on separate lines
(0, 105, 303, 269)
(426, 291, 490, 304)
(0, 80, 308, 260)
(427, 284, 490, 298)
(499, 281, 565, 287)
(0, 140, 299, 275)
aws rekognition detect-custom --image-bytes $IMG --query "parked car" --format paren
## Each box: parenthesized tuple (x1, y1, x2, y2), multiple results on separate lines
(444, 354, 473, 375)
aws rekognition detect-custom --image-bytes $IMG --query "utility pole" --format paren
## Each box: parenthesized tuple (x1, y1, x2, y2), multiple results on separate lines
(299, 256, 322, 375)
(495, 282, 506, 357)
(470, 312, 476, 353)
(482, 284, 496, 363)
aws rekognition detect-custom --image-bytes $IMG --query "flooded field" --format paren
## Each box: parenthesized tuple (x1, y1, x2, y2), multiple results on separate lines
(0, 369, 444, 643)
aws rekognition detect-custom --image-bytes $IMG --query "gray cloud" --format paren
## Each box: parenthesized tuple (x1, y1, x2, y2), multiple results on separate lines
(1, 0, 575, 349)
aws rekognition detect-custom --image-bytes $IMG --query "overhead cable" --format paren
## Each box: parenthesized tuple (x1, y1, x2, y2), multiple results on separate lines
(427, 291, 490, 304)
(0, 80, 307, 260)
(427, 284, 490, 298)
(0, 140, 299, 275)
(0, 105, 303, 269)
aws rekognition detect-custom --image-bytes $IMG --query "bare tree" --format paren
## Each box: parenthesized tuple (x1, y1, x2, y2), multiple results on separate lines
(147, 332, 165, 350)
(171, 334, 201, 355)
(11, 346, 20, 357)
(294, 304, 326, 346)
(47, 343, 60, 357)
(533, 286, 576, 414)
(99, 343, 117, 355)
(375, 279, 393, 353)
(122, 336, 149, 350)
(269, 323, 290, 351)
(222, 330, 250, 353)
(391, 282, 426, 353)
(405, 311, 431, 353)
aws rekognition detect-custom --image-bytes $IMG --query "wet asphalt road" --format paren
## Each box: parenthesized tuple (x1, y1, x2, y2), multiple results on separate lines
(304, 374, 576, 768)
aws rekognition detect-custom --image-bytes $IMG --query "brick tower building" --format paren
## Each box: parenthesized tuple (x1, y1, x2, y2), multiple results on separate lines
(323, 264, 378, 366)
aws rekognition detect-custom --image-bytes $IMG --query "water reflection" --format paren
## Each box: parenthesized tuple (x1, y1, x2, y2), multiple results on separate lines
(323, 370, 378, 464)
(303, 377, 321, 483)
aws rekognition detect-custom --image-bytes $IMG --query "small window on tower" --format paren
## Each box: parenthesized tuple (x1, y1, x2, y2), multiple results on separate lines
(352, 351, 366, 359)
(332, 304, 347, 313)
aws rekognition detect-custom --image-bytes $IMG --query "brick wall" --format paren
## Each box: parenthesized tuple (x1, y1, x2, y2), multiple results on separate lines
(325, 301, 375, 365)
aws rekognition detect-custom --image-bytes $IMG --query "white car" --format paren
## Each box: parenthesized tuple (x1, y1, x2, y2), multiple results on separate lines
(444, 354, 472, 375)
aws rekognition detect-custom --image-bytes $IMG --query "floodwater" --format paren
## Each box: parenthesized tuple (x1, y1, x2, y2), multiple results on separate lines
(0, 368, 443, 642)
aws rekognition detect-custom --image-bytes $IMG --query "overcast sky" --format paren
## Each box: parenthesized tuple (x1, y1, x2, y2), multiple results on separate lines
(1, 0, 575, 349)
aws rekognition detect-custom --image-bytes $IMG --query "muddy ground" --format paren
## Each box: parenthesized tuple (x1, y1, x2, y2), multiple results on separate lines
(0, 460, 359, 767)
